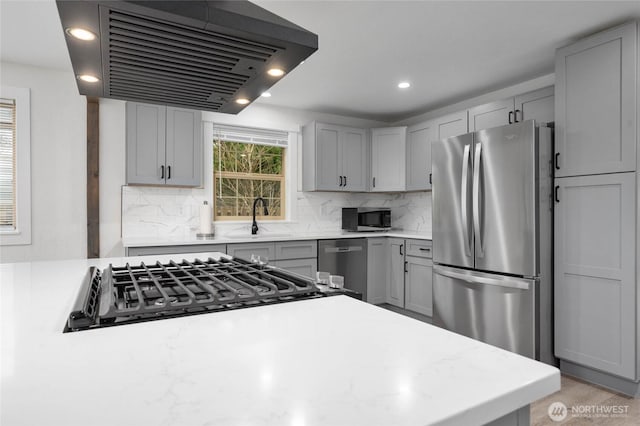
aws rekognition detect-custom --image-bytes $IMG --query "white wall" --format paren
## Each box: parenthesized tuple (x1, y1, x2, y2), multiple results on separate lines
(0, 62, 86, 263)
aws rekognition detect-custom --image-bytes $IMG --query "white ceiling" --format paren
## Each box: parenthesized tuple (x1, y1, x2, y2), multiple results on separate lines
(2, 0, 640, 122)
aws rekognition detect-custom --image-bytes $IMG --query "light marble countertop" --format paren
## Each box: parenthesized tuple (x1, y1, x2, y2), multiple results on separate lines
(1, 253, 558, 426)
(122, 230, 432, 248)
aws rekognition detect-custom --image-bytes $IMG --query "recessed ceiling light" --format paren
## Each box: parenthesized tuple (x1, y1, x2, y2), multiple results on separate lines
(261, 92, 272, 98)
(267, 68, 285, 77)
(66, 27, 97, 41)
(78, 74, 100, 83)
(398, 82, 411, 89)
(236, 98, 250, 105)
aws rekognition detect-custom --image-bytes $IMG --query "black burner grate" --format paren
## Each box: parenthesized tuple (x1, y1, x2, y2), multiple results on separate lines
(101, 257, 320, 320)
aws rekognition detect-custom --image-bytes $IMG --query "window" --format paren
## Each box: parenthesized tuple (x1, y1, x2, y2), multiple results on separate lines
(213, 125, 287, 221)
(0, 86, 31, 246)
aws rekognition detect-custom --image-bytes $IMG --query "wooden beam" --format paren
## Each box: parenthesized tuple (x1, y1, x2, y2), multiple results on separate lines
(87, 97, 100, 258)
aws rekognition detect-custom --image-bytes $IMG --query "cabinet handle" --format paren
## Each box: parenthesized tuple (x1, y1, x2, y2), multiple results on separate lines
(344, 175, 347, 187)
(399, 243, 403, 256)
(508, 111, 513, 124)
(160, 165, 165, 179)
(419, 247, 431, 252)
(339, 176, 343, 187)
(373, 177, 376, 188)
(404, 261, 408, 273)
(167, 165, 171, 180)
(555, 152, 560, 170)
(514, 109, 521, 123)
(429, 173, 432, 185)
(554, 185, 560, 203)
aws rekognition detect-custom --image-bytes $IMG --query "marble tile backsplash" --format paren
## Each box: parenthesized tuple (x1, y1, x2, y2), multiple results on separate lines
(122, 186, 431, 239)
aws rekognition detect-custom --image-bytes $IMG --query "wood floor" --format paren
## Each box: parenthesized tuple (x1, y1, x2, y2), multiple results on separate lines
(377, 304, 640, 425)
(531, 375, 640, 425)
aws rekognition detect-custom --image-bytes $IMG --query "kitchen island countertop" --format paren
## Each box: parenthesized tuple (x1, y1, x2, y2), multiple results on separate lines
(1, 253, 558, 426)
(122, 230, 432, 248)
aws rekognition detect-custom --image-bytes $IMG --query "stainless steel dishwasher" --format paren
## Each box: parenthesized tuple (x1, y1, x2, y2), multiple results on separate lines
(318, 239, 367, 300)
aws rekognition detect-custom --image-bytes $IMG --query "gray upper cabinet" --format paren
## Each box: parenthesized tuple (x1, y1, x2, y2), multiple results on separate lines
(515, 86, 554, 125)
(433, 110, 468, 141)
(371, 127, 406, 192)
(302, 121, 368, 192)
(469, 98, 514, 131)
(555, 21, 637, 177)
(126, 102, 203, 187)
(406, 122, 435, 191)
(341, 127, 368, 191)
(165, 107, 203, 186)
(554, 172, 636, 379)
(126, 102, 166, 185)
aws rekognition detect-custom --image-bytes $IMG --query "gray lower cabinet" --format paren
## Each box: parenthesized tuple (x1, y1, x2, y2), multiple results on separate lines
(387, 238, 405, 308)
(126, 244, 227, 256)
(554, 172, 636, 379)
(272, 259, 318, 279)
(228, 240, 318, 278)
(404, 256, 433, 317)
(126, 102, 202, 187)
(366, 238, 388, 304)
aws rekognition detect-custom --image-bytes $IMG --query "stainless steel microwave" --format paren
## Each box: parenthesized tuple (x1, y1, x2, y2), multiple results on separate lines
(342, 208, 391, 232)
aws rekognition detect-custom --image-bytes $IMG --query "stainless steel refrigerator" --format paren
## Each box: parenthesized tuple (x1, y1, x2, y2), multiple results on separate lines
(432, 120, 554, 364)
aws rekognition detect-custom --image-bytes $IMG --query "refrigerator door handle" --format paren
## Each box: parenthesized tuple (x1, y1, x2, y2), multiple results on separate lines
(434, 265, 531, 290)
(472, 142, 484, 258)
(460, 144, 472, 256)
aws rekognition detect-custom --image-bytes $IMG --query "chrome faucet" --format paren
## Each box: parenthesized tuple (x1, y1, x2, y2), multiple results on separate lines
(251, 197, 269, 235)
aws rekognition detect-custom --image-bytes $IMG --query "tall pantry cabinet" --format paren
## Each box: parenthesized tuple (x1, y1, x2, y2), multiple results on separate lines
(554, 21, 639, 388)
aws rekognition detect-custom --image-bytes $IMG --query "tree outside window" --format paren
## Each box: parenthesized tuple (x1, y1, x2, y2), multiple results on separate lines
(213, 140, 285, 220)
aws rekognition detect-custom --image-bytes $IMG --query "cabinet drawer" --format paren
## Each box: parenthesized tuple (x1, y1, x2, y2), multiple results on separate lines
(405, 239, 432, 258)
(127, 244, 226, 257)
(227, 242, 275, 261)
(273, 259, 318, 279)
(275, 240, 317, 260)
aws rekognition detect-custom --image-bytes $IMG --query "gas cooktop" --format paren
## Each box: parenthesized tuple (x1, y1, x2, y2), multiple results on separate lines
(65, 256, 353, 332)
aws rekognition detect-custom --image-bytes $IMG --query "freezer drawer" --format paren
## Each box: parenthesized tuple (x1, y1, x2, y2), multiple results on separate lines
(433, 265, 538, 358)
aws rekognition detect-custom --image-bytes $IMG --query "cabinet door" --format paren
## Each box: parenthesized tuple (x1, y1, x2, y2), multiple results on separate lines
(555, 22, 637, 177)
(469, 98, 515, 131)
(366, 238, 388, 304)
(515, 86, 554, 125)
(315, 123, 342, 190)
(126, 244, 227, 256)
(273, 258, 318, 279)
(166, 107, 202, 187)
(341, 127, 368, 191)
(275, 240, 317, 260)
(406, 123, 434, 191)
(405, 256, 433, 317)
(126, 102, 166, 185)
(387, 238, 405, 308)
(554, 172, 636, 379)
(371, 127, 406, 192)
(226, 242, 276, 261)
(434, 110, 468, 140)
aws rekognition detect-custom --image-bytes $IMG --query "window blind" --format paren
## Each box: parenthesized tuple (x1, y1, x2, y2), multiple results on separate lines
(212, 124, 288, 147)
(0, 98, 16, 229)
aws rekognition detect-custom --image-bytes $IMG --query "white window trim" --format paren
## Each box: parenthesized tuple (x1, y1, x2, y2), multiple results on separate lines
(206, 121, 296, 222)
(0, 86, 31, 246)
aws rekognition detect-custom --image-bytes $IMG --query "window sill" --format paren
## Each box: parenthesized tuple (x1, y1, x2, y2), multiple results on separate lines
(0, 229, 31, 246)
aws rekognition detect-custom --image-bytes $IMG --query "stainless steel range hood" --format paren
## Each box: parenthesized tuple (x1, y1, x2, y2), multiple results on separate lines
(56, 0, 318, 113)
